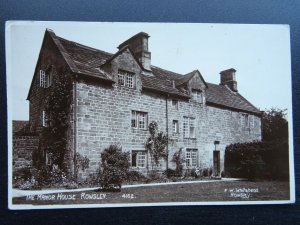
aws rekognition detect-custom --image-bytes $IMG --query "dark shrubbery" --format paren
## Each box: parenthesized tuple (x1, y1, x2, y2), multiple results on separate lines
(99, 144, 130, 191)
(225, 140, 289, 180)
(126, 171, 146, 183)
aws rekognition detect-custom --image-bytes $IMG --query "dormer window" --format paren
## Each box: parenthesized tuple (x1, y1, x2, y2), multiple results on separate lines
(39, 69, 52, 88)
(118, 70, 134, 88)
(191, 90, 204, 103)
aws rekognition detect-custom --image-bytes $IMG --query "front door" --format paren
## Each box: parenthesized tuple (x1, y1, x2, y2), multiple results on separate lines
(213, 150, 220, 177)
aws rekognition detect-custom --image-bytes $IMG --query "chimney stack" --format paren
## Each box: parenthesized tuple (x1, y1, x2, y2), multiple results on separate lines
(118, 32, 151, 71)
(220, 68, 237, 92)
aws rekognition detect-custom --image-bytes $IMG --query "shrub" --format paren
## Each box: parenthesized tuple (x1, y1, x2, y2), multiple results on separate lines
(126, 171, 146, 182)
(99, 144, 130, 191)
(163, 168, 177, 178)
(171, 149, 185, 177)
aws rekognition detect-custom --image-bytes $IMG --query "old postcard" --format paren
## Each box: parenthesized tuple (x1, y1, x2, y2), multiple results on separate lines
(6, 21, 295, 209)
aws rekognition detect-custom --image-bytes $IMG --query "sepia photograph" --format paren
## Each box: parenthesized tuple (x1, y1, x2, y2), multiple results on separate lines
(6, 21, 295, 209)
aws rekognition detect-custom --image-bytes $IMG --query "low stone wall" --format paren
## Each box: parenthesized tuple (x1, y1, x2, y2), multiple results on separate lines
(13, 135, 39, 170)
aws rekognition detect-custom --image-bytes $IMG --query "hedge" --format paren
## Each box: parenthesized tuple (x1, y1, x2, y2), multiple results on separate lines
(225, 141, 289, 180)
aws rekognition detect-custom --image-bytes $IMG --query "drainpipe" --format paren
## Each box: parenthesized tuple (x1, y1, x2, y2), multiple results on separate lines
(166, 95, 169, 170)
(73, 76, 77, 182)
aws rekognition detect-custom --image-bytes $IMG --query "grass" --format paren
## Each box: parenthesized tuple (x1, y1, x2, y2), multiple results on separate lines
(12, 180, 290, 205)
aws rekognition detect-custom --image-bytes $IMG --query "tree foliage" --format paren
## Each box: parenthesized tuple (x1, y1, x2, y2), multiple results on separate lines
(99, 144, 130, 190)
(145, 121, 168, 169)
(262, 108, 288, 141)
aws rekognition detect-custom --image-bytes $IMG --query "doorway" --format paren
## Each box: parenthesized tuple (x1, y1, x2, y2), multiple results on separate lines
(213, 150, 220, 177)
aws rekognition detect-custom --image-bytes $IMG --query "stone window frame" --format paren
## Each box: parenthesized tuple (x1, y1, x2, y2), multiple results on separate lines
(183, 117, 196, 139)
(131, 150, 147, 168)
(131, 110, 148, 130)
(185, 148, 198, 168)
(118, 69, 135, 88)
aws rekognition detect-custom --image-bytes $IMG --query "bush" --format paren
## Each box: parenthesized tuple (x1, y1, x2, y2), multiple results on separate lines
(126, 171, 146, 183)
(164, 168, 177, 178)
(99, 144, 130, 191)
(171, 149, 185, 177)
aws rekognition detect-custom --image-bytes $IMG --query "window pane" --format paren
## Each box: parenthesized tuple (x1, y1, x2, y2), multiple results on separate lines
(126, 73, 133, 88)
(190, 118, 195, 138)
(183, 117, 188, 137)
(137, 152, 146, 168)
(131, 111, 136, 127)
(118, 73, 125, 86)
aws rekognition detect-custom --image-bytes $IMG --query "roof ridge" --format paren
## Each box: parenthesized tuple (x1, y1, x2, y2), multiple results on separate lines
(151, 65, 184, 77)
(57, 36, 113, 56)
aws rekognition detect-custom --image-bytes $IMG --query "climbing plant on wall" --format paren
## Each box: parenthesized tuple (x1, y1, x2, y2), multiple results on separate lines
(145, 121, 168, 170)
(39, 71, 72, 171)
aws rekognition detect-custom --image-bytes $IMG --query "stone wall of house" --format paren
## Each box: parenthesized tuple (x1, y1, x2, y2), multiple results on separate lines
(13, 136, 39, 170)
(74, 78, 261, 179)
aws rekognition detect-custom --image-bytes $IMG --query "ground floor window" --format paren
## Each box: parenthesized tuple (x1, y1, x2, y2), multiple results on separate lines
(131, 150, 147, 168)
(186, 148, 198, 167)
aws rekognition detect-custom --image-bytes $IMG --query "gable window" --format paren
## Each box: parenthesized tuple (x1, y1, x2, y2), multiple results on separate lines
(39, 69, 52, 88)
(131, 151, 147, 168)
(191, 90, 204, 103)
(118, 70, 134, 88)
(172, 120, 179, 134)
(183, 117, 196, 138)
(186, 149, 198, 167)
(131, 111, 148, 130)
(171, 99, 178, 109)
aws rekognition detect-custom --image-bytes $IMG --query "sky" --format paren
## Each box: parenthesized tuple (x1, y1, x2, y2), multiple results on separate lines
(6, 21, 292, 121)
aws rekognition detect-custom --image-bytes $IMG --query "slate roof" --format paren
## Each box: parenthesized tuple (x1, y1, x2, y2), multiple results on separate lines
(32, 29, 261, 115)
(205, 83, 261, 114)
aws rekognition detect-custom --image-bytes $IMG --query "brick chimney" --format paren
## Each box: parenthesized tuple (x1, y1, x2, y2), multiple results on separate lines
(220, 68, 237, 92)
(118, 32, 151, 71)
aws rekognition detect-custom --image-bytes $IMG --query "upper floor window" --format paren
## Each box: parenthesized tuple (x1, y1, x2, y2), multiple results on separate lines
(39, 69, 52, 88)
(171, 99, 178, 110)
(183, 117, 195, 138)
(118, 70, 134, 88)
(191, 90, 204, 103)
(41, 110, 49, 127)
(131, 110, 148, 130)
(241, 113, 250, 128)
(172, 120, 179, 134)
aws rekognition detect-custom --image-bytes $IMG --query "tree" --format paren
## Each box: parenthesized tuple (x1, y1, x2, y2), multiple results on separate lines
(262, 108, 288, 141)
(99, 144, 130, 191)
(145, 121, 168, 170)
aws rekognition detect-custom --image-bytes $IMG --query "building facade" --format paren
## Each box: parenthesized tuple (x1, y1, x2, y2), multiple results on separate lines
(27, 29, 262, 180)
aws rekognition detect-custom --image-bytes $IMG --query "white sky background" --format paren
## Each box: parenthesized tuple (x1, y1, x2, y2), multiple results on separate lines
(6, 22, 292, 121)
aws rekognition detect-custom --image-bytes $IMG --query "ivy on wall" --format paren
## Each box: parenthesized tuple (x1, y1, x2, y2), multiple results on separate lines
(38, 71, 72, 171)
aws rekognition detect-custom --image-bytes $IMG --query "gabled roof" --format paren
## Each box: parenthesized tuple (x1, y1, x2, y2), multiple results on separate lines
(102, 45, 144, 69)
(28, 29, 261, 114)
(175, 70, 208, 88)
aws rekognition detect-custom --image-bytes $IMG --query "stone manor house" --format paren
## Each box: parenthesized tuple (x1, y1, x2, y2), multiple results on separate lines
(24, 29, 262, 179)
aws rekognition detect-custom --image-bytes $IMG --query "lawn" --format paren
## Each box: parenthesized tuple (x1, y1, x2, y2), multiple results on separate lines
(12, 180, 290, 206)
